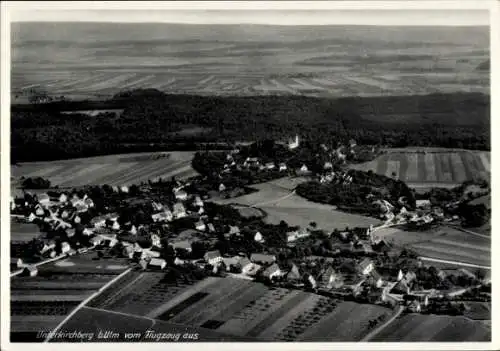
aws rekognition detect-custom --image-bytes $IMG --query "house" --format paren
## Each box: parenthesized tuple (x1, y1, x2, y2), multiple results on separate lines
(343, 276, 365, 295)
(27, 212, 37, 222)
(40, 241, 56, 255)
(139, 259, 148, 270)
(90, 235, 103, 247)
(152, 210, 173, 223)
(174, 257, 185, 266)
(120, 185, 129, 193)
(143, 249, 161, 259)
(195, 220, 206, 232)
(238, 257, 254, 274)
(349, 139, 357, 148)
(11, 258, 24, 270)
(299, 164, 309, 173)
(407, 300, 422, 313)
(219, 183, 227, 192)
(357, 258, 374, 275)
(173, 203, 187, 219)
(288, 135, 300, 150)
(172, 240, 193, 253)
(286, 263, 302, 283)
(404, 271, 417, 284)
(194, 196, 204, 208)
(111, 221, 121, 230)
(174, 189, 188, 201)
(83, 228, 94, 236)
(369, 270, 383, 288)
(204, 250, 223, 266)
(391, 279, 410, 295)
(254, 231, 264, 243)
(38, 193, 50, 206)
(303, 273, 317, 289)
(279, 163, 287, 172)
(324, 162, 333, 170)
(287, 228, 311, 242)
(65, 228, 76, 238)
(319, 266, 342, 289)
(90, 213, 119, 228)
(150, 234, 161, 248)
(23, 266, 38, 277)
(84, 197, 95, 208)
(123, 246, 135, 259)
(207, 223, 216, 233)
(250, 253, 276, 265)
(416, 199, 431, 210)
(222, 257, 241, 271)
(265, 162, 276, 170)
(262, 263, 282, 280)
(35, 204, 45, 217)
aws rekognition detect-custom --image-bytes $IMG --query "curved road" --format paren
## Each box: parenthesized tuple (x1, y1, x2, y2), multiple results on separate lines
(361, 305, 404, 342)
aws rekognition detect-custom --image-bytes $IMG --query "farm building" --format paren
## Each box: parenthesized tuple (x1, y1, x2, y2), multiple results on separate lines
(152, 210, 173, 222)
(23, 266, 38, 277)
(319, 266, 342, 289)
(172, 240, 192, 252)
(204, 250, 223, 266)
(369, 270, 384, 288)
(265, 162, 276, 170)
(37, 193, 50, 206)
(238, 257, 254, 274)
(90, 213, 119, 228)
(222, 257, 241, 271)
(195, 220, 206, 231)
(287, 228, 311, 242)
(279, 163, 287, 171)
(173, 203, 187, 219)
(174, 189, 188, 201)
(262, 263, 282, 280)
(416, 199, 432, 210)
(391, 279, 411, 295)
(250, 253, 276, 265)
(286, 264, 302, 283)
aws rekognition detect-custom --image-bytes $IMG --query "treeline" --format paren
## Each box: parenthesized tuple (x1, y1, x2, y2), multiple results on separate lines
(296, 169, 416, 216)
(11, 89, 490, 162)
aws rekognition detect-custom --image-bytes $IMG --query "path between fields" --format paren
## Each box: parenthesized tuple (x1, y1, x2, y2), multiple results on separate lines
(250, 190, 296, 208)
(418, 257, 490, 270)
(449, 225, 490, 239)
(361, 305, 404, 342)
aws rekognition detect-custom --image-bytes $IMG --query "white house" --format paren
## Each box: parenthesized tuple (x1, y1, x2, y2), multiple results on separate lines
(219, 183, 226, 192)
(265, 162, 276, 170)
(82, 228, 94, 236)
(38, 193, 50, 206)
(288, 135, 300, 150)
(61, 242, 71, 254)
(195, 221, 206, 232)
(174, 190, 188, 201)
(59, 193, 68, 203)
(358, 258, 374, 275)
(254, 231, 264, 243)
(173, 203, 186, 219)
(28, 213, 37, 222)
(149, 258, 167, 270)
(204, 250, 223, 266)
(299, 164, 309, 173)
(262, 263, 282, 280)
(324, 162, 333, 170)
(279, 163, 287, 172)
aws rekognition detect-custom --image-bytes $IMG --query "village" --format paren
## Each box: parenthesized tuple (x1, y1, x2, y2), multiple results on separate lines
(10, 138, 491, 319)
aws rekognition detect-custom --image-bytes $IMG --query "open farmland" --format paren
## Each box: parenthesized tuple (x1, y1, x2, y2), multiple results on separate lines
(10, 253, 131, 340)
(372, 313, 491, 341)
(11, 151, 198, 187)
(11, 23, 489, 101)
(216, 180, 381, 230)
(374, 226, 490, 267)
(349, 149, 490, 189)
(11, 222, 43, 243)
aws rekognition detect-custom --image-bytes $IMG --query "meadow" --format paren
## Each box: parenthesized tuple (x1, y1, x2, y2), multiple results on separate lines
(11, 151, 198, 187)
(372, 313, 491, 341)
(215, 180, 382, 230)
(374, 226, 490, 267)
(349, 149, 490, 188)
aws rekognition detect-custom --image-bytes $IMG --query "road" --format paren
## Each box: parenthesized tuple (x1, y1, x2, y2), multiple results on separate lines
(361, 305, 404, 342)
(250, 190, 296, 208)
(419, 257, 490, 270)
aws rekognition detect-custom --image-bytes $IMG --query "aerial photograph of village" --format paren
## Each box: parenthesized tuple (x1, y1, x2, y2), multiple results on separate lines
(7, 3, 492, 345)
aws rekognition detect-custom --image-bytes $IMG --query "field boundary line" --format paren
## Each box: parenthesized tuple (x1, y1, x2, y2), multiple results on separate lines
(361, 305, 404, 341)
(250, 190, 296, 208)
(419, 257, 490, 270)
(84, 305, 156, 329)
(44, 267, 132, 343)
(448, 225, 490, 239)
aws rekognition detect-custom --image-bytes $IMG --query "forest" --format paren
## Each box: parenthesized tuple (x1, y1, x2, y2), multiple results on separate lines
(11, 89, 490, 162)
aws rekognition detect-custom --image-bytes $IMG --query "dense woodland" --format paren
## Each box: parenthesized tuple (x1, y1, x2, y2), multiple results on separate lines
(296, 169, 416, 217)
(11, 89, 490, 162)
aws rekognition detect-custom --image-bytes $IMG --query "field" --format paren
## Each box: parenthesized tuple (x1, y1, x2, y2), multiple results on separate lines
(11, 23, 489, 101)
(349, 149, 490, 189)
(83, 275, 392, 341)
(373, 314, 491, 341)
(10, 222, 43, 243)
(11, 151, 198, 187)
(10, 253, 131, 337)
(216, 180, 381, 230)
(374, 226, 490, 267)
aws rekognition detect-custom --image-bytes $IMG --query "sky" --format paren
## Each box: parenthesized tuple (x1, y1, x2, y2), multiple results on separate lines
(8, 9, 490, 27)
